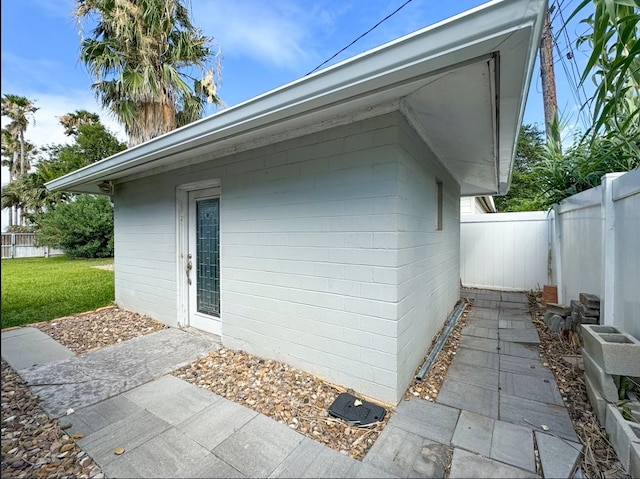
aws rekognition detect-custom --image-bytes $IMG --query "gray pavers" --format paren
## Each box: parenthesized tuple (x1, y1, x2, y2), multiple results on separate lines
(451, 410, 494, 456)
(189, 454, 246, 478)
(77, 409, 171, 466)
(536, 432, 582, 479)
(177, 397, 258, 451)
(212, 414, 304, 478)
(1, 327, 74, 370)
(101, 427, 212, 479)
(388, 398, 460, 444)
(499, 319, 529, 329)
(499, 328, 540, 344)
(499, 394, 578, 442)
(445, 361, 499, 389)
(449, 448, 539, 478)
(20, 328, 220, 417)
(466, 318, 499, 329)
(65, 395, 143, 437)
(490, 420, 535, 472)
(465, 307, 499, 321)
(269, 438, 359, 478)
(363, 425, 451, 478)
(500, 371, 565, 406)
(498, 341, 541, 360)
(353, 463, 399, 478)
(461, 325, 498, 339)
(459, 335, 500, 353)
(499, 354, 554, 379)
(452, 347, 499, 370)
(437, 379, 499, 418)
(123, 375, 218, 425)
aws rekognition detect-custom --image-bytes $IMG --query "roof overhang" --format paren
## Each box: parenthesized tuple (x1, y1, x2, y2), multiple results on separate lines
(46, 0, 546, 196)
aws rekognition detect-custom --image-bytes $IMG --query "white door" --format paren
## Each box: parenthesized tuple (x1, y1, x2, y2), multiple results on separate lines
(187, 188, 221, 335)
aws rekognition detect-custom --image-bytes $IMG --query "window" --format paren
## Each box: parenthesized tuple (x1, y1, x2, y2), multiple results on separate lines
(436, 180, 443, 231)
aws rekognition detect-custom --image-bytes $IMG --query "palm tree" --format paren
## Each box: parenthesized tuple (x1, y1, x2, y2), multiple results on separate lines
(75, 0, 221, 146)
(59, 109, 100, 137)
(1, 94, 38, 177)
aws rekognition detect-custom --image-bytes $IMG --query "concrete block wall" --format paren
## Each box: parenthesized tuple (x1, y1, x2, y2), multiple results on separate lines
(394, 116, 461, 398)
(113, 111, 460, 404)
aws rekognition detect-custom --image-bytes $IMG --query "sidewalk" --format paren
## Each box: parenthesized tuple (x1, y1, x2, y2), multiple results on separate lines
(1, 290, 582, 478)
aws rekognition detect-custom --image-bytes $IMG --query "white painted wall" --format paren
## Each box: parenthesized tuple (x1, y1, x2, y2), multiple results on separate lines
(113, 112, 461, 404)
(395, 117, 460, 397)
(460, 212, 549, 291)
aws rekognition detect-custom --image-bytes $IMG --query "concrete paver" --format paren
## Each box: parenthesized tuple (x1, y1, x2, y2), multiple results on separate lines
(437, 378, 499, 418)
(388, 398, 460, 444)
(1, 289, 583, 478)
(490, 420, 535, 472)
(449, 448, 539, 478)
(212, 414, 304, 478)
(1, 327, 74, 370)
(20, 328, 219, 417)
(536, 432, 582, 479)
(451, 410, 494, 456)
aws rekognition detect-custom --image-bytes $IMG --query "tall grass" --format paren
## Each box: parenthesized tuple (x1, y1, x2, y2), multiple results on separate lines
(1, 256, 115, 329)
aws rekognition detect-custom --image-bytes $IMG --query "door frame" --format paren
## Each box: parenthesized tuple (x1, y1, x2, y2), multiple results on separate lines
(176, 179, 221, 330)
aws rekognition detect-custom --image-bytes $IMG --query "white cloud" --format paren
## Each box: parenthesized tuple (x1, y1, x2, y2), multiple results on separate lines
(194, 0, 337, 69)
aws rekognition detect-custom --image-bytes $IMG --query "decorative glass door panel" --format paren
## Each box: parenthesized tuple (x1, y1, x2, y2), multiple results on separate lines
(188, 189, 221, 335)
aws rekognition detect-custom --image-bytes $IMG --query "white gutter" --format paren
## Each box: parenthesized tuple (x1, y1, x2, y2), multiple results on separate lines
(47, 0, 546, 194)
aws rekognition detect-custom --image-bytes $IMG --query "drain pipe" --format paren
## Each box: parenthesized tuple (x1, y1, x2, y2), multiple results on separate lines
(415, 300, 467, 380)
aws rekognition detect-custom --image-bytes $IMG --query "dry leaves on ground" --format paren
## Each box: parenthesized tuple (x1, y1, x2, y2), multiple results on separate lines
(527, 292, 630, 479)
(173, 349, 391, 461)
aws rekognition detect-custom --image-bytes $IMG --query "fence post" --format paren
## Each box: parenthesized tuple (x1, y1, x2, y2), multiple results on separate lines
(11, 232, 16, 259)
(600, 173, 624, 326)
(551, 205, 563, 304)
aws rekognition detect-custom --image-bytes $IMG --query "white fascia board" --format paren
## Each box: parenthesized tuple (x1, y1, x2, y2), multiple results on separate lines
(46, 0, 547, 194)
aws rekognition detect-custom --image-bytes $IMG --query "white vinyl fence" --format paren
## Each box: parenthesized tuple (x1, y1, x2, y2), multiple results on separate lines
(1, 233, 63, 259)
(460, 169, 640, 339)
(460, 211, 550, 291)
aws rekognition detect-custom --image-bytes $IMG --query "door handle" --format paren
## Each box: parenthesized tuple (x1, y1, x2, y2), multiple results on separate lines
(186, 254, 192, 285)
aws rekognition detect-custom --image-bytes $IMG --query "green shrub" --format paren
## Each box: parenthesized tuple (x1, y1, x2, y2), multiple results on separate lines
(36, 195, 114, 258)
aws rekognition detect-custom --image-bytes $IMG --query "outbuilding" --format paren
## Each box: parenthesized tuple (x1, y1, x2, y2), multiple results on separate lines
(47, 0, 546, 405)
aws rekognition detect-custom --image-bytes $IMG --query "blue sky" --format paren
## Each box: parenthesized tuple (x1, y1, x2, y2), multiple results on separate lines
(1, 0, 594, 227)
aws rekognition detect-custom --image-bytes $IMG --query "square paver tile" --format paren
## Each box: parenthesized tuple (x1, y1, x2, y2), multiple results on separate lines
(498, 341, 540, 360)
(499, 355, 555, 379)
(213, 414, 304, 477)
(363, 425, 451, 478)
(490, 420, 535, 472)
(451, 410, 494, 456)
(462, 326, 498, 340)
(177, 397, 258, 451)
(66, 395, 142, 437)
(387, 398, 460, 444)
(459, 336, 500, 354)
(269, 437, 359, 478)
(452, 348, 499, 370)
(499, 394, 578, 442)
(536, 431, 582, 479)
(101, 427, 212, 478)
(499, 329, 540, 344)
(500, 372, 565, 406)
(445, 361, 499, 389)
(437, 379, 498, 419)
(449, 448, 539, 478)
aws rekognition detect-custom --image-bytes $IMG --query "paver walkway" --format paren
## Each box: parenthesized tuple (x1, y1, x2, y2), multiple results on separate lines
(363, 289, 582, 478)
(1, 289, 582, 478)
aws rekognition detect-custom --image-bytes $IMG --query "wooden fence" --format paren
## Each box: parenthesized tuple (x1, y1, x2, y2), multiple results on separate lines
(1, 233, 63, 259)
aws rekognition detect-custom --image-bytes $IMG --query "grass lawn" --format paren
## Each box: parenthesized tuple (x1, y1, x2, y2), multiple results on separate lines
(1, 256, 115, 329)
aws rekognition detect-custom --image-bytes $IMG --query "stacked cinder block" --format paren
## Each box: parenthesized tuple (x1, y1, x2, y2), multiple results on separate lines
(543, 303, 571, 332)
(571, 293, 601, 329)
(582, 324, 640, 476)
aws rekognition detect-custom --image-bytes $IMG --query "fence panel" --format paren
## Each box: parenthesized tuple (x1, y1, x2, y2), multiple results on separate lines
(460, 212, 549, 291)
(1, 233, 63, 259)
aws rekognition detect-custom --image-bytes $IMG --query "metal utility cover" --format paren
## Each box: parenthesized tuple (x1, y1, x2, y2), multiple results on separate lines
(328, 393, 386, 426)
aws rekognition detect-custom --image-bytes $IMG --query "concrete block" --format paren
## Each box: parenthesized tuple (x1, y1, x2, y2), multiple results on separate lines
(582, 348, 619, 403)
(584, 374, 608, 425)
(570, 299, 580, 312)
(579, 293, 600, 309)
(578, 303, 600, 318)
(582, 325, 640, 376)
(578, 313, 599, 325)
(605, 404, 640, 472)
(545, 303, 571, 317)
